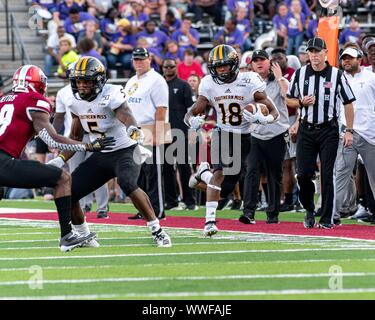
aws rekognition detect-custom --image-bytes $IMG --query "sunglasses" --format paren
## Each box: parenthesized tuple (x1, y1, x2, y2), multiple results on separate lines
(163, 65, 176, 69)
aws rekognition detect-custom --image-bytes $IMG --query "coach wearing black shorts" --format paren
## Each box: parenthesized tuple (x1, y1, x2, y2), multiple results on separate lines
(287, 37, 356, 229)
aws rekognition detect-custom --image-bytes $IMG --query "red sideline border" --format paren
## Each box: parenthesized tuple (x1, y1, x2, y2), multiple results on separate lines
(0, 211, 374, 241)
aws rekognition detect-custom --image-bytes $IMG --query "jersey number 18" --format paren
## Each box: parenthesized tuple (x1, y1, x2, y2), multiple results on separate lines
(218, 102, 242, 126)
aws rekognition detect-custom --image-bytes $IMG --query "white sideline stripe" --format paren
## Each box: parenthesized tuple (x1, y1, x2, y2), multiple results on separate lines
(0, 236, 198, 244)
(2, 258, 375, 272)
(0, 208, 53, 213)
(2, 288, 375, 299)
(0, 241, 256, 251)
(1, 247, 375, 261)
(1, 272, 375, 286)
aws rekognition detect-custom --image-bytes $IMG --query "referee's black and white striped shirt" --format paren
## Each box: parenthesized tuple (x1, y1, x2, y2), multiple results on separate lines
(287, 63, 356, 124)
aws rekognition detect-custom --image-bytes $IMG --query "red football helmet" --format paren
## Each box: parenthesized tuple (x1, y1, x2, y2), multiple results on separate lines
(12, 65, 48, 95)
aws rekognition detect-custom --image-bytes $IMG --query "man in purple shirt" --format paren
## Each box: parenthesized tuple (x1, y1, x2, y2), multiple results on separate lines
(64, 7, 98, 40)
(227, 0, 254, 22)
(339, 16, 363, 45)
(285, 0, 311, 18)
(286, 0, 306, 55)
(171, 17, 200, 52)
(160, 9, 182, 37)
(135, 20, 170, 55)
(54, 0, 82, 22)
(100, 7, 120, 43)
(272, 2, 289, 48)
(214, 18, 244, 48)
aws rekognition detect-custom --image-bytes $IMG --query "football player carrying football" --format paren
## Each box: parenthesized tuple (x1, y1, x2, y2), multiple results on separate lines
(184, 44, 279, 236)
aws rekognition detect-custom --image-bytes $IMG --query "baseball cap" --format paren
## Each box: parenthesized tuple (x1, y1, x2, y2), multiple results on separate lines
(298, 45, 308, 54)
(339, 47, 361, 59)
(363, 36, 375, 51)
(307, 37, 327, 51)
(251, 49, 269, 60)
(132, 47, 150, 59)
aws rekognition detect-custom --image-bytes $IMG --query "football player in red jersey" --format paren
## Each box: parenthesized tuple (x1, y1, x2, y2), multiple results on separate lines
(0, 65, 115, 252)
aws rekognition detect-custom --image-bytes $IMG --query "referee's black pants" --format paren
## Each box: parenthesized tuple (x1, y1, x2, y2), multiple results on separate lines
(243, 132, 287, 218)
(296, 122, 339, 224)
(137, 145, 165, 218)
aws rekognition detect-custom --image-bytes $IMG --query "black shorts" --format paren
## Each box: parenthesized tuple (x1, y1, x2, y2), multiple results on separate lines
(210, 128, 251, 175)
(34, 137, 49, 154)
(71, 144, 141, 203)
(0, 150, 62, 188)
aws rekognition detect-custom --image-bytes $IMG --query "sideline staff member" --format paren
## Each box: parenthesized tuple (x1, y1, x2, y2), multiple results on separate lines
(125, 47, 169, 220)
(287, 37, 355, 229)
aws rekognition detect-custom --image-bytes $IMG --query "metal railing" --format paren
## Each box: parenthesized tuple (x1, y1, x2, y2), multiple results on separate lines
(0, 0, 31, 65)
(9, 12, 31, 65)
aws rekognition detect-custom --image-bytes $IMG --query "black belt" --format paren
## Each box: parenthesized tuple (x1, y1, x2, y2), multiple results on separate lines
(301, 119, 338, 130)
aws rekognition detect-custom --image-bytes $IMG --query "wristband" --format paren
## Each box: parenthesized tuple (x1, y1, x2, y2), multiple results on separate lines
(58, 154, 66, 162)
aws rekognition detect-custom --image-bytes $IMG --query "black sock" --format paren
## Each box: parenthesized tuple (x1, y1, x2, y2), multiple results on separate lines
(262, 183, 268, 203)
(55, 196, 72, 237)
(284, 193, 293, 205)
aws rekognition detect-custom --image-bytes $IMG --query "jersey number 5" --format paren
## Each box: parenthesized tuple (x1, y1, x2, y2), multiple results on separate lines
(0, 104, 14, 136)
(218, 102, 242, 126)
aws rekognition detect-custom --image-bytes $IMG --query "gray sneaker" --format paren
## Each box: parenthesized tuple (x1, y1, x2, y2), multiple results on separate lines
(60, 231, 97, 252)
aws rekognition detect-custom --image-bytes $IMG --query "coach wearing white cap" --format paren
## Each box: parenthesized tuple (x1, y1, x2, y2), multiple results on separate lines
(335, 47, 375, 223)
(124, 47, 169, 220)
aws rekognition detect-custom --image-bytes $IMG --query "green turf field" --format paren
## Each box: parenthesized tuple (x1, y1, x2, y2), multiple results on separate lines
(0, 199, 375, 300)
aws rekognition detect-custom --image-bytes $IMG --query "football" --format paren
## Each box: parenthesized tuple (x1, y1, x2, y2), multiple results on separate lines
(244, 103, 257, 114)
(257, 103, 269, 116)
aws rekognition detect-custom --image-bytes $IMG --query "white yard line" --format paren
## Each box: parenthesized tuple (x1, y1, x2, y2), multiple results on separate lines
(0, 247, 375, 261)
(1, 272, 375, 286)
(2, 288, 375, 300)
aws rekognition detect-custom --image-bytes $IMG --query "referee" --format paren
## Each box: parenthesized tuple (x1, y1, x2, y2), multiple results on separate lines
(125, 47, 169, 220)
(287, 37, 356, 229)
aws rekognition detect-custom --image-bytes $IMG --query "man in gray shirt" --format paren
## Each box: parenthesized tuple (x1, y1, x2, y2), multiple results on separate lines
(239, 50, 290, 224)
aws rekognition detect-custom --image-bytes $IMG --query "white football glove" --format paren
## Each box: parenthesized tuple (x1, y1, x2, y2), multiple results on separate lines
(127, 125, 145, 144)
(244, 105, 274, 125)
(47, 156, 65, 168)
(189, 115, 205, 130)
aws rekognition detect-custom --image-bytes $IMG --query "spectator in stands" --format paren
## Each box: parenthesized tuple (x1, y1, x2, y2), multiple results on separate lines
(122, 0, 149, 33)
(298, 44, 309, 65)
(107, 18, 136, 77)
(31, 0, 57, 13)
(164, 40, 185, 63)
(136, 37, 164, 72)
(306, 10, 319, 39)
(271, 47, 295, 80)
(144, 0, 168, 21)
(171, 17, 200, 53)
(272, 2, 289, 49)
(77, 20, 104, 55)
(227, 0, 255, 24)
(188, 0, 223, 26)
(214, 18, 245, 48)
(235, 6, 252, 51)
(339, 16, 363, 46)
(100, 7, 120, 45)
(177, 49, 204, 81)
(64, 7, 98, 40)
(53, 0, 83, 25)
(285, 0, 311, 19)
(365, 36, 375, 73)
(77, 38, 106, 66)
(286, 0, 306, 55)
(44, 24, 77, 77)
(57, 36, 79, 78)
(187, 74, 201, 101)
(136, 19, 169, 54)
(160, 9, 182, 37)
(86, 0, 113, 16)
